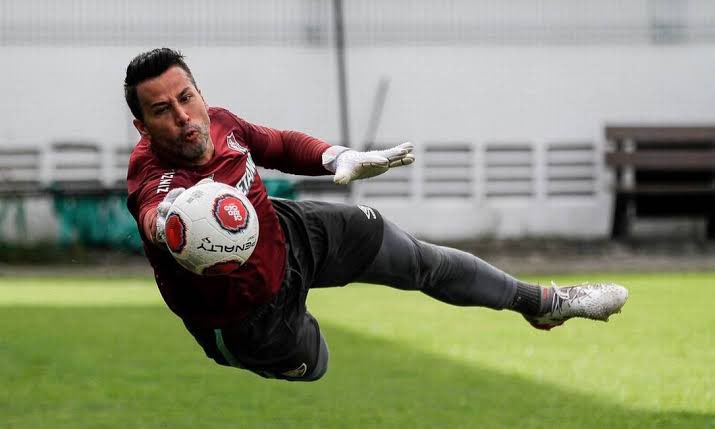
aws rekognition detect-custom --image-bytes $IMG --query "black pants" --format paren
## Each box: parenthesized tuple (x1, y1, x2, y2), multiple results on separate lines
(185, 259, 329, 381)
(186, 200, 519, 381)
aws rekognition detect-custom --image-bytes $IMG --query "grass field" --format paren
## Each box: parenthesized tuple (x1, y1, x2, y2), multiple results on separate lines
(0, 272, 713, 428)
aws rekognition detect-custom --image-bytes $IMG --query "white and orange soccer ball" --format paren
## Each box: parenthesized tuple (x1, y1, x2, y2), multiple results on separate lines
(164, 181, 259, 276)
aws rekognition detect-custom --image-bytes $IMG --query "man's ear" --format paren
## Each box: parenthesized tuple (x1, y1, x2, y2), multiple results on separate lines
(133, 119, 150, 139)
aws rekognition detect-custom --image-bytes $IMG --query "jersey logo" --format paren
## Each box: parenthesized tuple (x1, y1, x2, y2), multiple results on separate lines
(358, 205, 377, 220)
(227, 132, 257, 194)
(227, 132, 248, 154)
(235, 153, 257, 195)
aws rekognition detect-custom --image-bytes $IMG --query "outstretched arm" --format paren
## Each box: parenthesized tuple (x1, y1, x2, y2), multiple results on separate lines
(238, 118, 414, 183)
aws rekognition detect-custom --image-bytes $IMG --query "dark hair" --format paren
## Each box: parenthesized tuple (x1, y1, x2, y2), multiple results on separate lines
(124, 48, 198, 121)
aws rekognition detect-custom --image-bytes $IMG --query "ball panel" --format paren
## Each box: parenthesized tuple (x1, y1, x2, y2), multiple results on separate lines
(170, 184, 215, 220)
(203, 260, 243, 276)
(213, 194, 250, 233)
(165, 213, 186, 253)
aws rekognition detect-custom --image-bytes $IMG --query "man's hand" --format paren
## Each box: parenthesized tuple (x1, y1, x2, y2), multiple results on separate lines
(152, 178, 214, 246)
(322, 142, 415, 185)
(154, 187, 185, 244)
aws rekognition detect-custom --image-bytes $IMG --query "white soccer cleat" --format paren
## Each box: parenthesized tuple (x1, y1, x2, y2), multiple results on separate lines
(524, 282, 629, 331)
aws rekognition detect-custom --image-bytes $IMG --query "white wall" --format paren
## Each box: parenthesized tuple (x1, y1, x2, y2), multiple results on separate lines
(348, 45, 715, 145)
(2, 45, 714, 148)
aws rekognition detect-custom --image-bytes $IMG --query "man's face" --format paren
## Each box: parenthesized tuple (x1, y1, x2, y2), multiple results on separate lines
(133, 66, 213, 167)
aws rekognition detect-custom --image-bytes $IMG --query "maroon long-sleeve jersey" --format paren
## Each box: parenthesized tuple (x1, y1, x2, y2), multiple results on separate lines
(127, 107, 331, 328)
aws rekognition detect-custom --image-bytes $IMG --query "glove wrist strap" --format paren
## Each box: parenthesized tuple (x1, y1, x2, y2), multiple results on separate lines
(321, 146, 351, 173)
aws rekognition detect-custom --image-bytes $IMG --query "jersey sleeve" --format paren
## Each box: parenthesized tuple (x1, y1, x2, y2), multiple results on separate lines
(126, 156, 194, 243)
(229, 114, 332, 175)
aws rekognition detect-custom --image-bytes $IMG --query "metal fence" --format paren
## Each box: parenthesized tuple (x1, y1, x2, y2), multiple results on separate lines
(2, 0, 715, 46)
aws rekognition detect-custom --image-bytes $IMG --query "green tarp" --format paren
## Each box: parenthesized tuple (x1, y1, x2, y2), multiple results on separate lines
(50, 179, 296, 252)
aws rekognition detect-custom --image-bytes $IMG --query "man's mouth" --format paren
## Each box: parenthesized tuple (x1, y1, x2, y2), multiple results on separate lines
(183, 128, 199, 142)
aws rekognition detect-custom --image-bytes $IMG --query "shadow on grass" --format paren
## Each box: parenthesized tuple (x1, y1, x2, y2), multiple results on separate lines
(298, 323, 714, 429)
(1, 307, 712, 429)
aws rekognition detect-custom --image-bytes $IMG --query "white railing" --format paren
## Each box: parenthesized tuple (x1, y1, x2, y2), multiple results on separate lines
(296, 140, 602, 202)
(266, 140, 611, 238)
(0, 140, 602, 197)
(0, 139, 611, 238)
(0, 143, 133, 195)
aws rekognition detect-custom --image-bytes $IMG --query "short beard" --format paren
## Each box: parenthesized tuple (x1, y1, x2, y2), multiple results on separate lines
(153, 124, 210, 167)
(177, 134, 208, 161)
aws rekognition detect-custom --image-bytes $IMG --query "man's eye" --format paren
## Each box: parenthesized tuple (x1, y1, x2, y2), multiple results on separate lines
(153, 106, 168, 115)
(181, 94, 193, 103)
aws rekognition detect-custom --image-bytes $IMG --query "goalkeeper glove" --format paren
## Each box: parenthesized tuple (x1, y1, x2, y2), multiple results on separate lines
(322, 142, 415, 185)
(154, 178, 215, 244)
(154, 187, 185, 245)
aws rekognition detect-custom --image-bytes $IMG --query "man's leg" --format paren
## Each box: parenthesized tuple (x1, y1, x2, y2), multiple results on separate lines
(182, 268, 329, 382)
(356, 219, 522, 309)
(214, 310, 329, 382)
(357, 219, 628, 329)
(185, 312, 329, 382)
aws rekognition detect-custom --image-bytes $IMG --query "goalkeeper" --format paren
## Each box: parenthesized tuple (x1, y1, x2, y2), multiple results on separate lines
(125, 48, 628, 382)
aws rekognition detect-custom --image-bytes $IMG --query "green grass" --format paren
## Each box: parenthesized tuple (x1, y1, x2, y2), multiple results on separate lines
(0, 272, 713, 428)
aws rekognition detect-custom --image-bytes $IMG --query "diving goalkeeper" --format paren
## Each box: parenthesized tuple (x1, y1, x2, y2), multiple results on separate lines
(125, 48, 628, 382)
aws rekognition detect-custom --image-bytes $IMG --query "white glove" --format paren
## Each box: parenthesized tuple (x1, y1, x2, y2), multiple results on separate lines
(155, 187, 185, 244)
(322, 142, 415, 185)
(154, 178, 214, 244)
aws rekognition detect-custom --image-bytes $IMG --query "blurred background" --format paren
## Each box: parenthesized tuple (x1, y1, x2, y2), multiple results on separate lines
(1, 0, 715, 267)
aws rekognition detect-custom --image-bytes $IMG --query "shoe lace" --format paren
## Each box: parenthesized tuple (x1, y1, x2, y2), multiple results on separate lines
(550, 281, 595, 316)
(551, 281, 592, 314)
(549, 281, 569, 315)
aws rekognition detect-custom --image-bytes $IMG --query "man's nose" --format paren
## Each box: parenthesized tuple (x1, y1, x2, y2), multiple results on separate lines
(174, 105, 190, 125)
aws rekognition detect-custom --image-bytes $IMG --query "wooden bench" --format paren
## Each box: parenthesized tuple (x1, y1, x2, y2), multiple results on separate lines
(605, 125, 715, 239)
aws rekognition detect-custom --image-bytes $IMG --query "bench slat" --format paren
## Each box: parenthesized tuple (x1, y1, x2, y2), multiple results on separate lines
(606, 126, 715, 142)
(606, 151, 715, 170)
(614, 184, 715, 194)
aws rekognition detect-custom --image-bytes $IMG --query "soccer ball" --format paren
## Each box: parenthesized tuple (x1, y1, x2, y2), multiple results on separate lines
(163, 181, 259, 276)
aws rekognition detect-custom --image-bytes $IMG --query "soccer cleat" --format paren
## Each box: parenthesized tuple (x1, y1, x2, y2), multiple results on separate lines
(524, 282, 629, 331)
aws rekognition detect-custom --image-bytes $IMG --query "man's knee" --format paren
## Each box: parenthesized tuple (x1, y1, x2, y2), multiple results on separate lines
(297, 333, 329, 381)
(230, 333, 329, 382)
(210, 315, 330, 382)
(278, 325, 330, 382)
